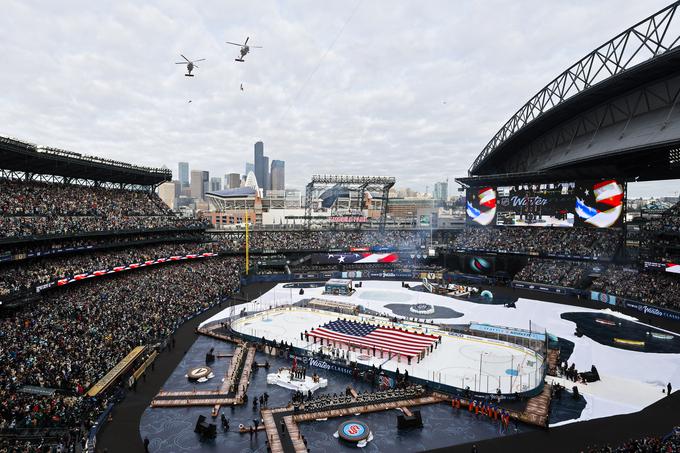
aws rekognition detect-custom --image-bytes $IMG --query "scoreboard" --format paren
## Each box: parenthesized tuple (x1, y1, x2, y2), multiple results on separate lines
(466, 179, 624, 228)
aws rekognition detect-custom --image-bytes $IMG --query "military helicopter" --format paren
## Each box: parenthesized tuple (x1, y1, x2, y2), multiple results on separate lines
(175, 54, 206, 77)
(226, 37, 262, 62)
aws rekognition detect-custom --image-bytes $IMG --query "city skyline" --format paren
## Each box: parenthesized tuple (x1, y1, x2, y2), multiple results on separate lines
(173, 141, 287, 194)
(2, 1, 676, 197)
(173, 157, 677, 200)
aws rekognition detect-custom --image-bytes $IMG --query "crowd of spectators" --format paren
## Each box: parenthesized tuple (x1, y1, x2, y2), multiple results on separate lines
(582, 426, 680, 452)
(0, 231, 207, 261)
(453, 227, 622, 260)
(639, 200, 680, 265)
(0, 178, 172, 217)
(216, 229, 427, 251)
(0, 178, 208, 239)
(0, 242, 221, 296)
(0, 256, 242, 452)
(0, 215, 208, 240)
(514, 259, 592, 288)
(642, 199, 680, 234)
(591, 265, 680, 311)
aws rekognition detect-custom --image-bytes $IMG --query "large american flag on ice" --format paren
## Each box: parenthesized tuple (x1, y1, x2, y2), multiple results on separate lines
(309, 320, 438, 358)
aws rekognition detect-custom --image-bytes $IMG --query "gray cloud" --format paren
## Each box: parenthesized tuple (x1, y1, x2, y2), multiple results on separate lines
(0, 0, 673, 194)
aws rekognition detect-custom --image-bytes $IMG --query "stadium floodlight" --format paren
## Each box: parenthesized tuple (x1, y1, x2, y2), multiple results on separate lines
(304, 174, 396, 231)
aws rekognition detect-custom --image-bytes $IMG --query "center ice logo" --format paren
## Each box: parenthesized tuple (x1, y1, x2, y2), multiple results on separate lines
(342, 422, 366, 438)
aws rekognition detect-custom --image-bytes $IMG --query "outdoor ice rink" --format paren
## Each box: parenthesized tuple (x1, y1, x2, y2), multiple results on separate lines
(231, 307, 543, 394)
(201, 279, 680, 426)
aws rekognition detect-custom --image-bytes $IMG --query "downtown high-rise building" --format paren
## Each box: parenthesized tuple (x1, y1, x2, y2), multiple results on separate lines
(245, 162, 254, 176)
(253, 141, 268, 193)
(262, 156, 270, 191)
(209, 177, 222, 192)
(270, 160, 285, 191)
(190, 170, 209, 200)
(434, 181, 448, 202)
(225, 173, 241, 189)
(158, 181, 181, 210)
(178, 162, 189, 188)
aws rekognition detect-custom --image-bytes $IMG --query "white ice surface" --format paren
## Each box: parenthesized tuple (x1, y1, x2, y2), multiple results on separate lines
(232, 307, 542, 393)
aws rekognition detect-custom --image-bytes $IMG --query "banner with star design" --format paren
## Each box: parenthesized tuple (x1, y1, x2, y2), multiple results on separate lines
(311, 252, 399, 265)
(575, 179, 624, 228)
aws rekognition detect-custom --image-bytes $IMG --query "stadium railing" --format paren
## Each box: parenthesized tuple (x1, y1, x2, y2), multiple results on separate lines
(0, 234, 205, 264)
(0, 225, 207, 247)
(511, 280, 583, 296)
(450, 246, 611, 262)
(0, 252, 222, 308)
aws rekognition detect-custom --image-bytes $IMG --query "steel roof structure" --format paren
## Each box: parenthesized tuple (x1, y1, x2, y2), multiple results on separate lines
(0, 136, 171, 188)
(470, 1, 680, 180)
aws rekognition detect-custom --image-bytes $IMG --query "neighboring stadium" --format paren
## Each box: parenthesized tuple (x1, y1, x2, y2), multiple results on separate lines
(2, 4, 680, 453)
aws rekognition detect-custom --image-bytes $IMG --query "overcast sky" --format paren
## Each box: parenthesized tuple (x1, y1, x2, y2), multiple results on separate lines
(0, 0, 675, 196)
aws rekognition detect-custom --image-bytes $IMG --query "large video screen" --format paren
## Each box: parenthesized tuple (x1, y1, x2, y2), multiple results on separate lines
(466, 179, 624, 228)
(574, 179, 624, 228)
(465, 255, 495, 275)
(466, 187, 497, 226)
(495, 182, 575, 227)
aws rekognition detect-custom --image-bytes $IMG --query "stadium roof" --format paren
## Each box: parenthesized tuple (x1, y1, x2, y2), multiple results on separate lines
(207, 187, 258, 198)
(470, 1, 680, 177)
(0, 136, 171, 186)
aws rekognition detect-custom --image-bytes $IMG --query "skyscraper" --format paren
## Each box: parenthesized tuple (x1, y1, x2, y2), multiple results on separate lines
(190, 170, 209, 200)
(434, 181, 448, 202)
(254, 142, 265, 189)
(253, 141, 271, 194)
(178, 162, 189, 188)
(225, 173, 241, 189)
(270, 160, 285, 191)
(158, 181, 180, 210)
(210, 177, 222, 192)
(262, 156, 270, 192)
(245, 162, 254, 175)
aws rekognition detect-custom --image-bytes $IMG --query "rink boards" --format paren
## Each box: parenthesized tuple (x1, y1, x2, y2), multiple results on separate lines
(231, 306, 544, 394)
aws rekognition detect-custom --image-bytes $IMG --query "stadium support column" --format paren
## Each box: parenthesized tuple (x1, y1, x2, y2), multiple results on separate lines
(245, 211, 250, 275)
(621, 181, 629, 263)
(358, 182, 370, 231)
(379, 181, 393, 232)
(305, 181, 314, 230)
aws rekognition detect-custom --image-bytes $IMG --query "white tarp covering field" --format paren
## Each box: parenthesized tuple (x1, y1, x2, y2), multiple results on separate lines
(201, 280, 680, 425)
